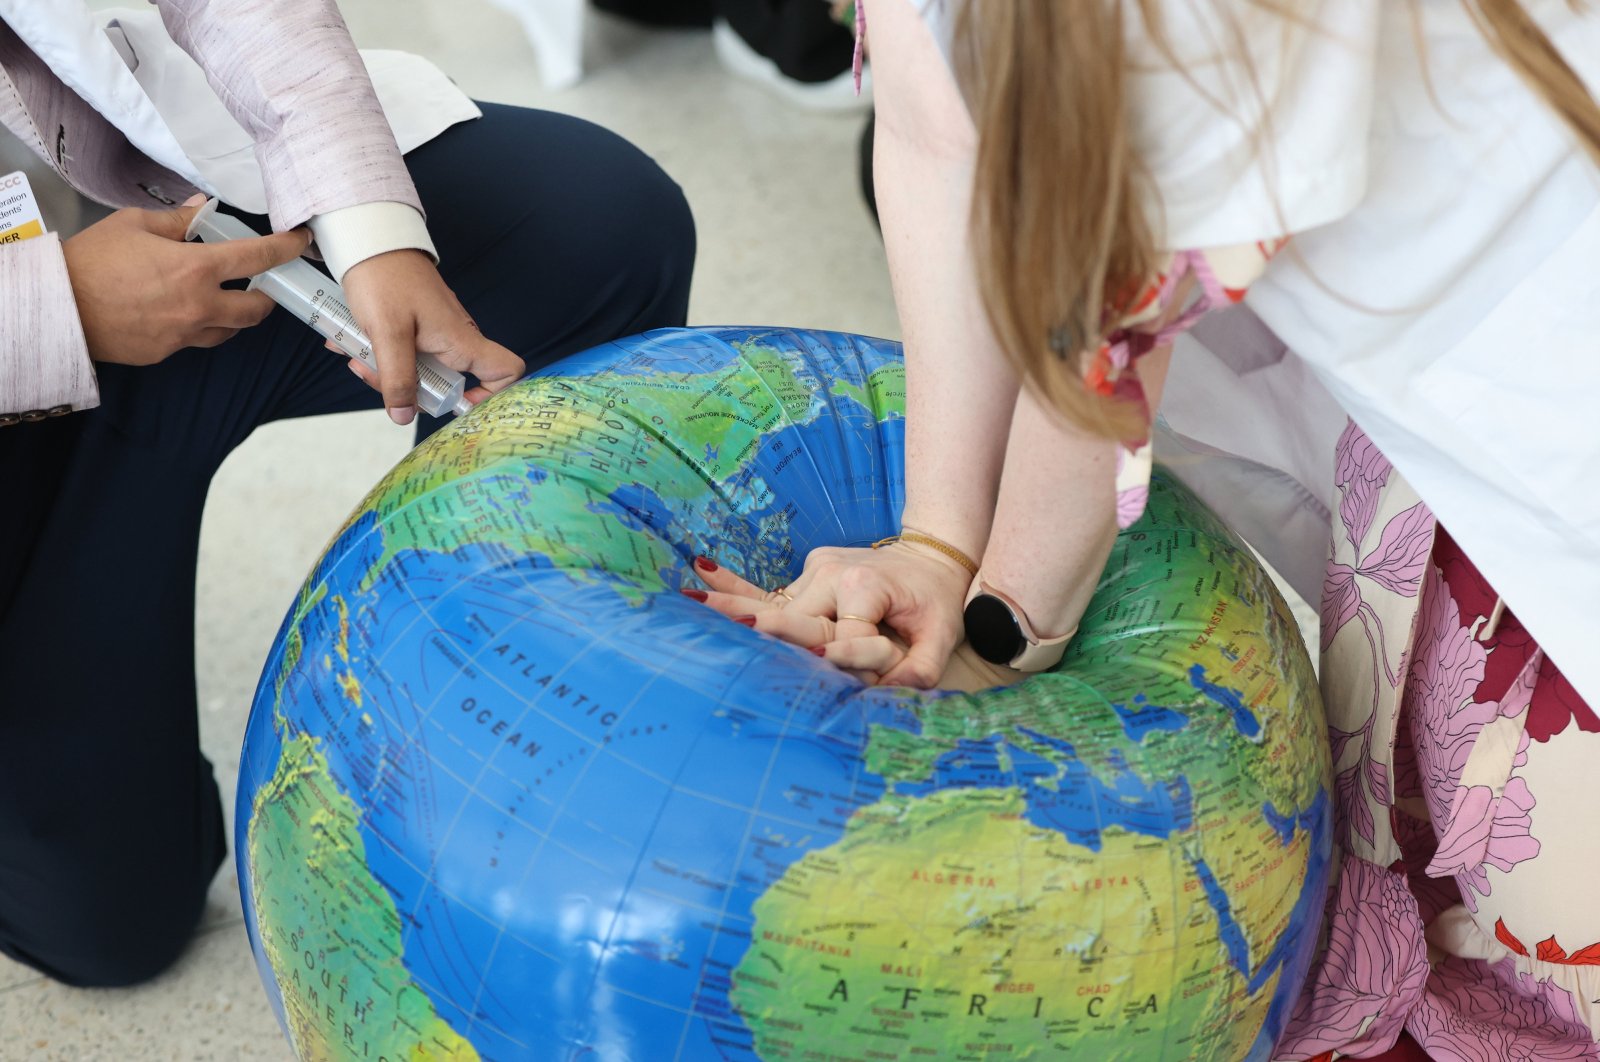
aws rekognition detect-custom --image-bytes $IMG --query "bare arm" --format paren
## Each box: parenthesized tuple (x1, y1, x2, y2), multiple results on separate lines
(691, 0, 1143, 686)
(982, 345, 1174, 639)
(879, 0, 1173, 656)
(873, 0, 1014, 562)
(693, 3, 1283, 684)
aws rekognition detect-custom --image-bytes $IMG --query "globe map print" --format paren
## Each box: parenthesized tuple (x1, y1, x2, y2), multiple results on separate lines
(237, 327, 1332, 1061)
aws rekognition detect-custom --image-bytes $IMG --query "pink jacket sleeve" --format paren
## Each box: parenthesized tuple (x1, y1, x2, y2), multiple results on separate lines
(154, 0, 424, 234)
(0, 234, 98, 419)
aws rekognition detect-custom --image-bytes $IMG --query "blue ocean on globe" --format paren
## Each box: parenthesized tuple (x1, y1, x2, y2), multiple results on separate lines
(236, 327, 1331, 1061)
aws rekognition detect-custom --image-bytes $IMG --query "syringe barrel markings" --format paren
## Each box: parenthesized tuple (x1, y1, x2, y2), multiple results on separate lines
(186, 199, 471, 418)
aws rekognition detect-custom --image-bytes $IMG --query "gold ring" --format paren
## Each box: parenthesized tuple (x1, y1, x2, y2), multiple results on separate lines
(771, 586, 794, 602)
(837, 613, 876, 625)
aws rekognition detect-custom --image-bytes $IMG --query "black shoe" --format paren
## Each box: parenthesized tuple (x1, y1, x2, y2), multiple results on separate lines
(860, 111, 878, 229)
(593, 0, 714, 28)
(716, 0, 855, 84)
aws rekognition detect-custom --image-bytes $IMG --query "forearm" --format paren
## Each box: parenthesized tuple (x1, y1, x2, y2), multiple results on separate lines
(984, 343, 1175, 637)
(873, 0, 1017, 560)
(883, 158, 1017, 560)
(155, 0, 421, 232)
(979, 387, 1120, 639)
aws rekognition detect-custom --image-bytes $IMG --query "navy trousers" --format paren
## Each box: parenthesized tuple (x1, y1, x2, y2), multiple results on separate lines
(0, 103, 695, 987)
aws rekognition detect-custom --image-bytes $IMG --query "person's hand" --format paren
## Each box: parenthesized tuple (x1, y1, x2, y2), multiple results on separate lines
(683, 543, 973, 688)
(340, 249, 526, 425)
(62, 196, 310, 366)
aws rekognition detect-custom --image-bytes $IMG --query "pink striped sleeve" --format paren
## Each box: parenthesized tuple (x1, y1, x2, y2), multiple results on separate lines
(0, 234, 98, 419)
(154, 0, 423, 233)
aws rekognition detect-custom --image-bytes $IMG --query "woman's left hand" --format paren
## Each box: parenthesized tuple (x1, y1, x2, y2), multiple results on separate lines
(683, 543, 972, 688)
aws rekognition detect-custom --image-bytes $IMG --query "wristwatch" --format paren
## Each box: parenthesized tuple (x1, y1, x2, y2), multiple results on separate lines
(962, 578, 1076, 672)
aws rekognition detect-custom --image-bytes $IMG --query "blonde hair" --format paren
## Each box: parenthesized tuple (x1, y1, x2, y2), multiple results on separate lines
(954, 0, 1600, 440)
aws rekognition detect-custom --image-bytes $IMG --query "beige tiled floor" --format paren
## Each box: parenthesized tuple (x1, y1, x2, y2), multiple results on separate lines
(0, 5, 893, 1059)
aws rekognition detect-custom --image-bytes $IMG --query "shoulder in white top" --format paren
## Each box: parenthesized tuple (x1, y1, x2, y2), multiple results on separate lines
(907, 0, 1379, 247)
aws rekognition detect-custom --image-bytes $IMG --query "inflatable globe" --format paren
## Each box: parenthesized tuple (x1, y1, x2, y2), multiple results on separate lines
(238, 327, 1332, 1062)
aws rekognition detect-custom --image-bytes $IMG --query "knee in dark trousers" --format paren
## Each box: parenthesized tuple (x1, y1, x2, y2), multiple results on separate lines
(407, 104, 697, 442)
(0, 101, 693, 985)
(0, 754, 226, 988)
(541, 113, 697, 340)
(8, 872, 211, 988)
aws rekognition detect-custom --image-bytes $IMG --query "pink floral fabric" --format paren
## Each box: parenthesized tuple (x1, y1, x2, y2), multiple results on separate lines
(1408, 590, 1540, 903)
(1274, 423, 1600, 1062)
(1315, 421, 1431, 866)
(1094, 242, 1289, 530)
(1276, 859, 1430, 1058)
(1407, 957, 1600, 1062)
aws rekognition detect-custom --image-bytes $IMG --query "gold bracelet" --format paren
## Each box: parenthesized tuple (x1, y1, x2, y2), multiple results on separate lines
(871, 526, 979, 578)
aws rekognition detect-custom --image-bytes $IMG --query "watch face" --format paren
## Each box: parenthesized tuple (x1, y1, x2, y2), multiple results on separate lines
(964, 594, 1024, 666)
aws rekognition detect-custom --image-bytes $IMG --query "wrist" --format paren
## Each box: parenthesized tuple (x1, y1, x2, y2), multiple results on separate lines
(963, 576, 1078, 672)
(895, 507, 989, 566)
(874, 522, 980, 589)
(980, 502, 1116, 642)
(881, 536, 976, 588)
(308, 202, 435, 284)
(978, 565, 1072, 641)
(344, 246, 432, 276)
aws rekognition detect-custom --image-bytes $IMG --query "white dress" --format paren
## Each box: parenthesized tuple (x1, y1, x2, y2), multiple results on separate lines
(908, 0, 1600, 708)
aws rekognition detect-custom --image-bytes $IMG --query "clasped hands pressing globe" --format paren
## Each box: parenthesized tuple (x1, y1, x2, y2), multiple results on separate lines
(683, 538, 1023, 692)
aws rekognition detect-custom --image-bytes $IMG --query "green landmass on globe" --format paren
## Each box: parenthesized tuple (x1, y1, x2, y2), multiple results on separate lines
(237, 327, 1331, 1061)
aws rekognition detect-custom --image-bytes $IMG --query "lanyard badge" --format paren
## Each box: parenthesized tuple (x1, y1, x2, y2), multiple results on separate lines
(0, 171, 47, 244)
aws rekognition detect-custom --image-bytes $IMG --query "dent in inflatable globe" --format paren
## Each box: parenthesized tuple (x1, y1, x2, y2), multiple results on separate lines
(236, 327, 1333, 1062)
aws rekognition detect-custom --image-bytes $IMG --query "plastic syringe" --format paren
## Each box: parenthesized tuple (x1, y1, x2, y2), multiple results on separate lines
(186, 198, 472, 418)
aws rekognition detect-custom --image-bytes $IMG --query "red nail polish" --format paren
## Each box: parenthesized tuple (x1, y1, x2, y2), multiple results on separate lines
(809, 646, 827, 656)
(734, 615, 757, 627)
(695, 555, 719, 572)
(679, 588, 708, 602)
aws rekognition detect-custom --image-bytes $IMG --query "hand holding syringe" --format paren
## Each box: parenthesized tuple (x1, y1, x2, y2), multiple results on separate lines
(186, 198, 472, 418)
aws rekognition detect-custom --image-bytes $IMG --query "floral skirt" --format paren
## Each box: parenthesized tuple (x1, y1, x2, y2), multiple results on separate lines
(1268, 421, 1600, 1061)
